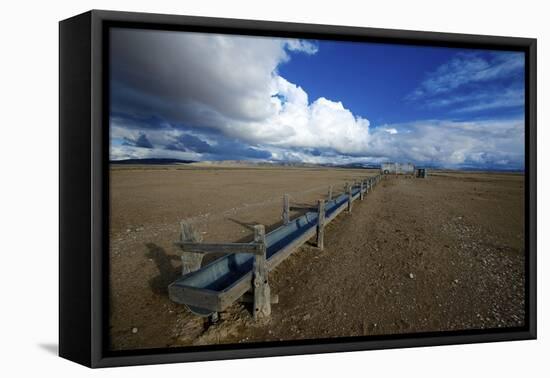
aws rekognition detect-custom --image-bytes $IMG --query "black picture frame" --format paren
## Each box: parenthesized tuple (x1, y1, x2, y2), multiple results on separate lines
(59, 9, 537, 368)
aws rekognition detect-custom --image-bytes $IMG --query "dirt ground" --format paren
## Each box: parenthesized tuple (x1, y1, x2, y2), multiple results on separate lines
(109, 165, 525, 351)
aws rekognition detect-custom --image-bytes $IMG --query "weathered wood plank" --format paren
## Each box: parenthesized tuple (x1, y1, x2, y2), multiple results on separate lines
(253, 225, 271, 321)
(347, 184, 352, 213)
(179, 221, 204, 275)
(175, 241, 262, 255)
(317, 199, 325, 249)
(282, 194, 290, 225)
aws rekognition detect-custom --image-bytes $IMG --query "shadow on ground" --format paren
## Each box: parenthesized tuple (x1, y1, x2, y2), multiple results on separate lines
(38, 343, 58, 356)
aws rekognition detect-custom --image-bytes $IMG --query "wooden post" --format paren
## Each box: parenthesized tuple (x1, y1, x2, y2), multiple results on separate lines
(360, 181, 364, 200)
(253, 225, 270, 321)
(347, 184, 352, 213)
(282, 194, 289, 225)
(316, 199, 325, 250)
(179, 221, 204, 275)
(328, 185, 333, 201)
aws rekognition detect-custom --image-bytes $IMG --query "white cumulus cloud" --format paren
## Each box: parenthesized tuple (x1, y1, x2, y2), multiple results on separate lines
(111, 29, 371, 157)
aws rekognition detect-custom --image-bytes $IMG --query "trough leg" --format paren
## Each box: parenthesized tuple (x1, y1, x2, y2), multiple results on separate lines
(316, 199, 325, 250)
(179, 221, 204, 275)
(209, 312, 219, 325)
(360, 181, 364, 200)
(253, 225, 271, 321)
(328, 185, 333, 201)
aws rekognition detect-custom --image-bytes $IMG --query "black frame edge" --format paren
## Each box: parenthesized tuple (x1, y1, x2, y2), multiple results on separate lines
(527, 38, 537, 340)
(59, 11, 93, 367)
(95, 330, 535, 368)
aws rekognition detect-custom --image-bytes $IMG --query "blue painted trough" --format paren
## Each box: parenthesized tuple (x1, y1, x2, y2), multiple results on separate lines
(169, 176, 380, 317)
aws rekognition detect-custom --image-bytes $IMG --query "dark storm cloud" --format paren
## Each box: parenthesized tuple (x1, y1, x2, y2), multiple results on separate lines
(166, 134, 212, 153)
(122, 133, 154, 148)
(110, 28, 292, 126)
(111, 111, 169, 130)
(165, 132, 272, 160)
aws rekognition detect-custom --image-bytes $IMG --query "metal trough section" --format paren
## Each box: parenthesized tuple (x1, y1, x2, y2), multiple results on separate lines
(169, 176, 380, 315)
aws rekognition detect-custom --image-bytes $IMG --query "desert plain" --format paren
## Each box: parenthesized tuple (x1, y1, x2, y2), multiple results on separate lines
(109, 163, 525, 350)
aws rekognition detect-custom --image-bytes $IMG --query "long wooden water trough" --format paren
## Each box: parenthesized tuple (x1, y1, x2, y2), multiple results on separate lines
(169, 174, 383, 321)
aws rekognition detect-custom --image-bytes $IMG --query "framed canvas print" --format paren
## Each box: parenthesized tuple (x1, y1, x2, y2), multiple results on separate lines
(59, 10, 536, 368)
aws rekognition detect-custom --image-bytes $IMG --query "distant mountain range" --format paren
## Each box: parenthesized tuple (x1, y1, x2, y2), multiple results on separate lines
(110, 158, 196, 165)
(109, 158, 524, 172)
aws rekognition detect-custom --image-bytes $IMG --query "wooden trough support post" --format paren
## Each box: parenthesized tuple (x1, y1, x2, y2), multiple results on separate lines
(360, 181, 364, 200)
(179, 221, 204, 275)
(316, 199, 325, 250)
(328, 185, 333, 201)
(282, 194, 290, 225)
(347, 183, 353, 213)
(253, 225, 271, 322)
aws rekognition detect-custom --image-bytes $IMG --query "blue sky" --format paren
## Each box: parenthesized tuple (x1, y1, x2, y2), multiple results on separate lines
(278, 42, 524, 124)
(110, 29, 525, 170)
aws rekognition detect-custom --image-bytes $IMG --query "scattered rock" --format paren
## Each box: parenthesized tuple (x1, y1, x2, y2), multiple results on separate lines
(409, 273, 415, 279)
(367, 322, 378, 332)
(132, 327, 138, 334)
(303, 314, 311, 321)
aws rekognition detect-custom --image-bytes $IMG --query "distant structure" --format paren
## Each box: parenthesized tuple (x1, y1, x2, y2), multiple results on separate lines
(415, 168, 428, 178)
(380, 162, 415, 175)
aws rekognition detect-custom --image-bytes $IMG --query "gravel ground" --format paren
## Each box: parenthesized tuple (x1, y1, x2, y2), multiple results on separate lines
(108, 166, 525, 350)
